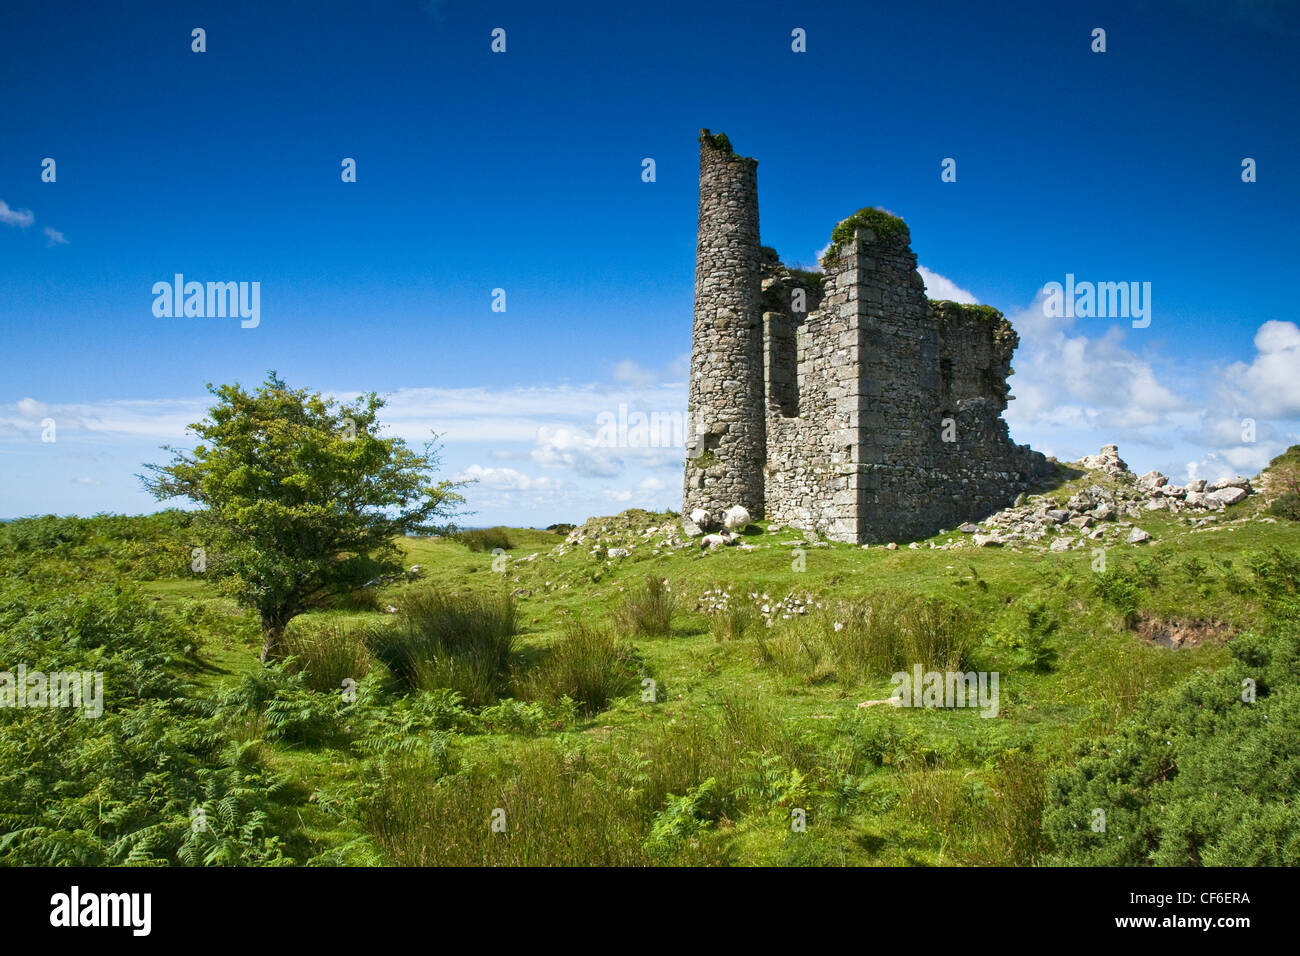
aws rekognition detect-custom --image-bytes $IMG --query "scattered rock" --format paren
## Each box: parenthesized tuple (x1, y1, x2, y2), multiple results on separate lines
(958, 522, 979, 533)
(1208, 486, 1249, 506)
(1136, 470, 1169, 491)
(1127, 527, 1153, 545)
(1075, 444, 1128, 475)
(1209, 476, 1251, 492)
(973, 534, 1005, 548)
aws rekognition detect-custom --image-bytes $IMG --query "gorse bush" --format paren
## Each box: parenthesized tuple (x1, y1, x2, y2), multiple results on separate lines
(367, 588, 517, 706)
(1264, 444, 1300, 521)
(520, 620, 639, 716)
(617, 575, 677, 637)
(455, 526, 515, 552)
(1046, 607, 1300, 865)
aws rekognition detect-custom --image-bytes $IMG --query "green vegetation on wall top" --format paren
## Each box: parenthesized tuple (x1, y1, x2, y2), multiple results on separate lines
(699, 130, 734, 155)
(822, 207, 909, 263)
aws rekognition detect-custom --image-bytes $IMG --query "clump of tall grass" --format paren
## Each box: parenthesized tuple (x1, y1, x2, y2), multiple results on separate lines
(520, 620, 639, 716)
(365, 744, 653, 866)
(754, 590, 977, 685)
(711, 603, 754, 643)
(616, 575, 677, 637)
(454, 526, 515, 552)
(366, 588, 517, 707)
(282, 616, 374, 693)
(895, 750, 1047, 865)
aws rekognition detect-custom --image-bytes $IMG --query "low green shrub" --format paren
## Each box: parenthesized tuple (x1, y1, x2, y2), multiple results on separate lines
(455, 527, 515, 553)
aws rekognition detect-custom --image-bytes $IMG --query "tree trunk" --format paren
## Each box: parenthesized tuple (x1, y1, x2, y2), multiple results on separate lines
(260, 621, 286, 662)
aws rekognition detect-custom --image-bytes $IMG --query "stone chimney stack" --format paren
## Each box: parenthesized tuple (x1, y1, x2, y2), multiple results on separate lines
(683, 130, 766, 520)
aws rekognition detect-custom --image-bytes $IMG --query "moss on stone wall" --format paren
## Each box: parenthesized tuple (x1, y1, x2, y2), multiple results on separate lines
(822, 207, 909, 263)
(699, 129, 734, 154)
(931, 299, 1019, 359)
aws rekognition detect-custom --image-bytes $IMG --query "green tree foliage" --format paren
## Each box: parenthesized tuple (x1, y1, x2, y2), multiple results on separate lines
(141, 373, 465, 659)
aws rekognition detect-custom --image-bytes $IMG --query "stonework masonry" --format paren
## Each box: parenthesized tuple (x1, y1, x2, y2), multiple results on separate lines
(683, 130, 1052, 543)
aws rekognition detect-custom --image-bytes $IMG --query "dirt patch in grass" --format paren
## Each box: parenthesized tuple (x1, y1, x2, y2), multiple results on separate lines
(1136, 615, 1232, 650)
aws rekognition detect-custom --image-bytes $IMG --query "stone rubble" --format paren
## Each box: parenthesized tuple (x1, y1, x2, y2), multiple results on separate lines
(943, 445, 1258, 552)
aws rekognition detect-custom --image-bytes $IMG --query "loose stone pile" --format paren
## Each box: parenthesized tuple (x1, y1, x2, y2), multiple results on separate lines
(559, 509, 695, 559)
(937, 445, 1258, 552)
(693, 585, 825, 626)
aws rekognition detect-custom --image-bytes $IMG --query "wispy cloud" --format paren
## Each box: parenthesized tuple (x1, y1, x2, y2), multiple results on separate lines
(43, 226, 68, 246)
(0, 200, 35, 228)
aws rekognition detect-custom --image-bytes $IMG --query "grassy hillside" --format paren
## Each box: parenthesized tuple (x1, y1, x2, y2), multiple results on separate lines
(2, 458, 1298, 866)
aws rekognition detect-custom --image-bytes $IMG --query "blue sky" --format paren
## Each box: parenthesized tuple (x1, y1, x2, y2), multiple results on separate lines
(3, 0, 1299, 526)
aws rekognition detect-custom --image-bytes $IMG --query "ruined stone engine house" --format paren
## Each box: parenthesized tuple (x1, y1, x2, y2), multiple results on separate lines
(682, 130, 1051, 544)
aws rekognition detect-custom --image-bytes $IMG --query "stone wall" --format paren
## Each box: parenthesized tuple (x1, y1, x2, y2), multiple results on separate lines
(684, 131, 1051, 543)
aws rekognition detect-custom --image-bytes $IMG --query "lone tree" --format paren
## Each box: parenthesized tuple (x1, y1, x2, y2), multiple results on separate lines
(142, 372, 465, 661)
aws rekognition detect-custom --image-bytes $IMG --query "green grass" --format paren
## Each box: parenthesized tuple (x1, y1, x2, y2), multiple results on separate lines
(3, 460, 1297, 866)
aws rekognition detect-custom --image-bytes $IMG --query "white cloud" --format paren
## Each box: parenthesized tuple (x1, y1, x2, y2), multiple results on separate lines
(917, 266, 977, 304)
(43, 226, 68, 246)
(1003, 289, 1183, 438)
(1221, 320, 1300, 419)
(530, 425, 623, 477)
(455, 464, 564, 493)
(999, 285, 1300, 485)
(0, 200, 34, 228)
(16, 398, 49, 421)
(612, 359, 657, 387)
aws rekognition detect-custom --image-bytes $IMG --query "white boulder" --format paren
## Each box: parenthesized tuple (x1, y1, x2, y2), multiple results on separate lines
(1208, 486, 1249, 506)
